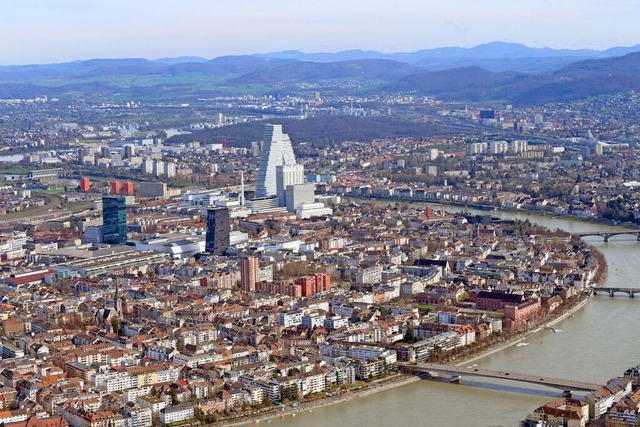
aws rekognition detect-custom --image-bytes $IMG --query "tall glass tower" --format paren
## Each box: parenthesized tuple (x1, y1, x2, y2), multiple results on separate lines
(255, 124, 296, 198)
(102, 196, 127, 244)
(205, 207, 230, 255)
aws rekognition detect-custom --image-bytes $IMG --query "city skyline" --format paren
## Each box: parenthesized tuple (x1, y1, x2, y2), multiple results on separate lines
(1, 0, 638, 65)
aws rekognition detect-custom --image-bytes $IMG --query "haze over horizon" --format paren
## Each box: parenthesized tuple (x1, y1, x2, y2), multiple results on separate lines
(2, 0, 639, 66)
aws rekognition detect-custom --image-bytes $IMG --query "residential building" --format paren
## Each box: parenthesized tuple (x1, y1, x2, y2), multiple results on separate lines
(240, 256, 259, 293)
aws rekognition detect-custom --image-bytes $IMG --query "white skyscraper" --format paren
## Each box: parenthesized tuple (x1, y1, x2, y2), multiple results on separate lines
(255, 124, 297, 198)
(276, 164, 305, 207)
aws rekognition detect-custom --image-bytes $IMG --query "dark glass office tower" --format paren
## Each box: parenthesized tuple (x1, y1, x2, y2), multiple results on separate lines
(102, 196, 127, 244)
(205, 207, 230, 255)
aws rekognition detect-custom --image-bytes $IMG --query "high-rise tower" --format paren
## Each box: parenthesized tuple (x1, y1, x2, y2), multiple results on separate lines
(240, 256, 259, 293)
(102, 196, 127, 244)
(255, 124, 296, 198)
(205, 207, 230, 255)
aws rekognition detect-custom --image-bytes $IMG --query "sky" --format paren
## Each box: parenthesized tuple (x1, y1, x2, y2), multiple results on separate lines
(1, 0, 639, 65)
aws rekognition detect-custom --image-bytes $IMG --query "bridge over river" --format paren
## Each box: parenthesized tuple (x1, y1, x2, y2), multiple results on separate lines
(592, 287, 640, 297)
(575, 230, 640, 242)
(403, 362, 601, 392)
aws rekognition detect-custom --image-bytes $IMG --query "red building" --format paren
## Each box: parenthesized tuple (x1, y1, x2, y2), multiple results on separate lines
(476, 291, 524, 311)
(504, 299, 543, 329)
(255, 281, 302, 298)
(79, 177, 90, 192)
(110, 181, 123, 195)
(122, 181, 134, 196)
(240, 256, 259, 293)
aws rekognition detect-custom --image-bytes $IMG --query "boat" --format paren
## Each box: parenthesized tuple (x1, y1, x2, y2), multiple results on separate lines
(450, 375, 462, 382)
(516, 342, 529, 347)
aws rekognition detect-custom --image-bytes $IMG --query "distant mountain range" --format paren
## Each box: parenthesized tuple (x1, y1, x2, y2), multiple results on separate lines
(1, 42, 640, 105)
(255, 41, 640, 72)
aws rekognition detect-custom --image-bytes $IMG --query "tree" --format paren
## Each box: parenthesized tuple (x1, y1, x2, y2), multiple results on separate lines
(287, 367, 300, 376)
(110, 317, 121, 335)
(403, 328, 417, 344)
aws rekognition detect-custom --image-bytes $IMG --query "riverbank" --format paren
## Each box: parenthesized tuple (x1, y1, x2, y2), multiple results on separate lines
(214, 294, 597, 426)
(455, 295, 592, 367)
(217, 374, 421, 427)
(343, 195, 638, 230)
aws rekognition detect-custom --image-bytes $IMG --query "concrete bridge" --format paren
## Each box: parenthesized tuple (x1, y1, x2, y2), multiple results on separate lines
(403, 362, 601, 392)
(575, 230, 640, 242)
(592, 287, 640, 298)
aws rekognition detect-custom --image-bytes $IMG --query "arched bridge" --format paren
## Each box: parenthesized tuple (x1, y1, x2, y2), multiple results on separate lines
(574, 231, 640, 242)
(592, 288, 640, 298)
(402, 362, 601, 392)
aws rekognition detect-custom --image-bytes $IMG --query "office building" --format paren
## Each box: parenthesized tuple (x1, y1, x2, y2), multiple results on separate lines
(255, 124, 297, 198)
(205, 208, 230, 255)
(137, 182, 167, 197)
(276, 163, 305, 207)
(285, 183, 315, 212)
(123, 144, 135, 158)
(240, 256, 259, 293)
(102, 196, 127, 245)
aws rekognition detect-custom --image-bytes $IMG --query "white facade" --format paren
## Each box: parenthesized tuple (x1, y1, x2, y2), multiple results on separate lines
(277, 311, 303, 327)
(160, 404, 194, 425)
(255, 124, 297, 198)
(286, 183, 315, 213)
(296, 202, 332, 219)
(489, 140, 508, 154)
(276, 164, 305, 207)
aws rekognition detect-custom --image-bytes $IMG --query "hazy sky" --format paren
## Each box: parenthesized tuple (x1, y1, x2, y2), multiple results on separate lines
(1, 0, 638, 65)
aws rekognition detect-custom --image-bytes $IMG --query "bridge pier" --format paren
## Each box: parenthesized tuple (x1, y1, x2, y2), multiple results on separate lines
(610, 289, 615, 297)
(604, 235, 610, 242)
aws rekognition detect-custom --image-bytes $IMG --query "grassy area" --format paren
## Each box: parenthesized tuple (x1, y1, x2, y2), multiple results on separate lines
(0, 168, 29, 175)
(0, 200, 93, 221)
(417, 304, 436, 312)
(36, 187, 66, 195)
(343, 381, 367, 390)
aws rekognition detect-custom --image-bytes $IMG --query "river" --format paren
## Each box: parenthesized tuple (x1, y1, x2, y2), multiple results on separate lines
(271, 205, 640, 427)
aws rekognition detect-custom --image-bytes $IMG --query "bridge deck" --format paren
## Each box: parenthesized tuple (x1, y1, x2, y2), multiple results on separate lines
(406, 362, 601, 391)
(574, 231, 640, 241)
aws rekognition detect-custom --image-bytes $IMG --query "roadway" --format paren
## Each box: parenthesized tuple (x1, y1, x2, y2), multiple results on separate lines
(404, 362, 601, 392)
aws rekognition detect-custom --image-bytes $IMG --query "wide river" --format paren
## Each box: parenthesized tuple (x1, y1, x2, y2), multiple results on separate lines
(272, 205, 640, 427)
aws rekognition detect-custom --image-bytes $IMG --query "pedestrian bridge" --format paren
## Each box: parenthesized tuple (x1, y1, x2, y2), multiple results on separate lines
(591, 287, 640, 298)
(403, 362, 601, 392)
(575, 230, 640, 242)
